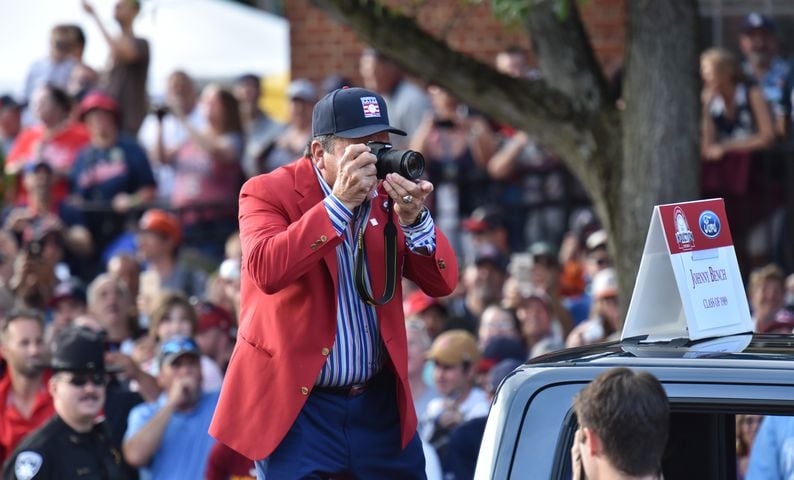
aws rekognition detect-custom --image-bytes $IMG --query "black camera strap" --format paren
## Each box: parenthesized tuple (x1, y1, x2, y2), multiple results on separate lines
(354, 199, 398, 306)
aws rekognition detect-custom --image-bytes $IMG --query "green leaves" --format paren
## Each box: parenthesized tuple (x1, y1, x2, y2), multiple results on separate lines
(489, 0, 533, 24)
(485, 0, 585, 24)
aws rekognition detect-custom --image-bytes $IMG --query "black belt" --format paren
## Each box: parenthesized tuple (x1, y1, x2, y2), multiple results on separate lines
(313, 371, 384, 397)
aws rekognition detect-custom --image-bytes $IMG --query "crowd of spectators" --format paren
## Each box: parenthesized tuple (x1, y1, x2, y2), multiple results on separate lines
(0, 3, 792, 479)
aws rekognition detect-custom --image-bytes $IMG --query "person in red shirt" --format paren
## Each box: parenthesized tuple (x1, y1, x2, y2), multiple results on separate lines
(5, 85, 90, 206)
(0, 308, 54, 462)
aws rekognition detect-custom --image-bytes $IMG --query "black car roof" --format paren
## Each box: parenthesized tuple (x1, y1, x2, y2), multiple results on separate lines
(524, 333, 794, 369)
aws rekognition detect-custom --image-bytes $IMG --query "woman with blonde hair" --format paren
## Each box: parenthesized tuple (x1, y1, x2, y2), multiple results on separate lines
(700, 47, 774, 162)
(699, 48, 777, 268)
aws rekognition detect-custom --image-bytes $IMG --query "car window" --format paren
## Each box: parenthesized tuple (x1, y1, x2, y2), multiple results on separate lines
(556, 411, 793, 480)
(505, 378, 794, 480)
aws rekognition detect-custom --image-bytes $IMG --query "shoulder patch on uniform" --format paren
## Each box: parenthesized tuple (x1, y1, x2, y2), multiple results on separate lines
(15, 451, 43, 480)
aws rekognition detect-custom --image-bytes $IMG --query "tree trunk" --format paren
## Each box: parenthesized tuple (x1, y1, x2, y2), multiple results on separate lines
(616, 0, 700, 308)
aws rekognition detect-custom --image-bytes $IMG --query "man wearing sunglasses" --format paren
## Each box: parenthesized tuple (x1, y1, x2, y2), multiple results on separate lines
(2, 326, 127, 479)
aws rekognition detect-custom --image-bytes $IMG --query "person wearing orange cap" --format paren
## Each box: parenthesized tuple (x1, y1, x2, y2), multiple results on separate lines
(68, 90, 156, 262)
(136, 208, 206, 299)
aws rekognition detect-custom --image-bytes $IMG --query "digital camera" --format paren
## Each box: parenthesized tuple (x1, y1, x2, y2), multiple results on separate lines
(366, 141, 425, 180)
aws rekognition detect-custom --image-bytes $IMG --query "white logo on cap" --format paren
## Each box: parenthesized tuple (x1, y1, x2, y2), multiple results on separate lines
(15, 451, 43, 480)
(361, 97, 381, 118)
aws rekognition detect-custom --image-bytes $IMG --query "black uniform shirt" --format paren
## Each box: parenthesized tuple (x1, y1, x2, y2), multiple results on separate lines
(1, 416, 126, 480)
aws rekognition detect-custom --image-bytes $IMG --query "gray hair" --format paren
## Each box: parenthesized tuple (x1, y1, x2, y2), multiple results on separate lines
(305, 134, 338, 160)
(87, 273, 130, 306)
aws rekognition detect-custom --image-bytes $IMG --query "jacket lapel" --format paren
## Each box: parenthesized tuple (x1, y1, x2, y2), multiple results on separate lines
(294, 157, 338, 288)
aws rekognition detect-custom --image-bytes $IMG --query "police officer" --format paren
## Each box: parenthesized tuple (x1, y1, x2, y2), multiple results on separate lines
(2, 327, 127, 480)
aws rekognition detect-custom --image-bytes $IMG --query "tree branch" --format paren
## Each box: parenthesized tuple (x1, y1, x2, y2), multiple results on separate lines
(311, 0, 597, 161)
(311, 0, 624, 203)
(523, 0, 612, 113)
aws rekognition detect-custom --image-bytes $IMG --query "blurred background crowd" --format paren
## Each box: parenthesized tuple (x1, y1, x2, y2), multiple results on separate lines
(0, 1, 793, 479)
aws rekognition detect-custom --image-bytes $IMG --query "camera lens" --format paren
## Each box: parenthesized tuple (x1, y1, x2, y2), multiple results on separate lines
(368, 141, 425, 180)
(400, 151, 425, 180)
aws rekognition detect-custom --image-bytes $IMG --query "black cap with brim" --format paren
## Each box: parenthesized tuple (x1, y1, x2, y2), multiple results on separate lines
(312, 87, 407, 139)
(0, 95, 21, 110)
(50, 326, 123, 373)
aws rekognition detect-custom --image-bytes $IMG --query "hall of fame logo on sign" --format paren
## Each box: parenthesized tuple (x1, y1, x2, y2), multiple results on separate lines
(673, 206, 695, 251)
(360, 97, 381, 118)
(698, 210, 721, 239)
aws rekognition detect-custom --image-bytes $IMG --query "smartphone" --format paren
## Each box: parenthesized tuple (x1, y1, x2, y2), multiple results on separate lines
(26, 240, 42, 259)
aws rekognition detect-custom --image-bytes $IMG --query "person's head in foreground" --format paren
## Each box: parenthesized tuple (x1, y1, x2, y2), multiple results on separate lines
(571, 367, 669, 480)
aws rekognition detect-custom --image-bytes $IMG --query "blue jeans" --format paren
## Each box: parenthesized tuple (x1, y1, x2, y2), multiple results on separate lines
(256, 370, 426, 479)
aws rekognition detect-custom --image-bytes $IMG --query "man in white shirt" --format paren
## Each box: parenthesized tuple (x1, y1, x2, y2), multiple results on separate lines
(137, 70, 204, 201)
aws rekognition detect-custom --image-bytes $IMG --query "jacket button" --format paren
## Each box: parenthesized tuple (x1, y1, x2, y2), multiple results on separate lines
(321, 347, 330, 356)
(310, 244, 317, 250)
(301, 386, 309, 395)
(320, 235, 327, 242)
(438, 259, 446, 269)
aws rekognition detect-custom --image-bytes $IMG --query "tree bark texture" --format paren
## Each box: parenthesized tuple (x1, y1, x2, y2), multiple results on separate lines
(618, 0, 701, 305)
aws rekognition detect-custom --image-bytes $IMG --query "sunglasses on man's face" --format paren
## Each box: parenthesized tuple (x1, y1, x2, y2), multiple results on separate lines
(64, 372, 107, 387)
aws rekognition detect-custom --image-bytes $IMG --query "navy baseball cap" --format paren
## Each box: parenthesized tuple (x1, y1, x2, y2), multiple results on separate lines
(743, 12, 775, 32)
(0, 94, 21, 110)
(312, 87, 407, 139)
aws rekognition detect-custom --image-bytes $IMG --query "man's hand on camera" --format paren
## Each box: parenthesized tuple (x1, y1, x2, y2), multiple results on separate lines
(384, 173, 433, 226)
(331, 144, 378, 211)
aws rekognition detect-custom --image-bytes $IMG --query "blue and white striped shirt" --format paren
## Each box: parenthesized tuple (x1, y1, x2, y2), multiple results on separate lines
(313, 165, 436, 386)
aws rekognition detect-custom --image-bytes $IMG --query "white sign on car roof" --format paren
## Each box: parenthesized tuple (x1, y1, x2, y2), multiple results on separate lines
(623, 198, 753, 342)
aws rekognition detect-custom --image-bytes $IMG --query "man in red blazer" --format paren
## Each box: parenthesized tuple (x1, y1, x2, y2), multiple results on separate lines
(210, 86, 458, 478)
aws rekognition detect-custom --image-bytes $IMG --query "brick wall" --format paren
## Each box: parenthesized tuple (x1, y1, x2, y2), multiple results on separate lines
(284, 0, 625, 89)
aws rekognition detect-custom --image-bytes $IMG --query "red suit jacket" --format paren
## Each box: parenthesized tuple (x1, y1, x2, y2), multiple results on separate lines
(209, 157, 458, 460)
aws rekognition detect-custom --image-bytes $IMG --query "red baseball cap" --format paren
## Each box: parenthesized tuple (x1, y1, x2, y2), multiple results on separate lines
(79, 90, 121, 123)
(195, 302, 234, 335)
(139, 209, 182, 245)
(403, 291, 440, 317)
